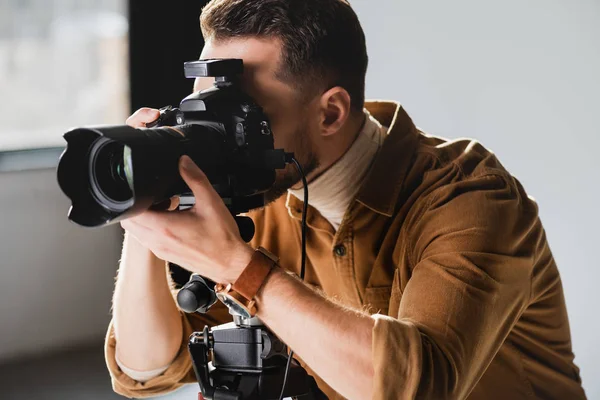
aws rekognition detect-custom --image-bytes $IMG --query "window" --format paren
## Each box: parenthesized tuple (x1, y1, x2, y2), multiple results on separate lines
(0, 0, 129, 151)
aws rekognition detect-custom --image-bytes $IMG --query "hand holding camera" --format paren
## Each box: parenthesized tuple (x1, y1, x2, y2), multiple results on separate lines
(120, 154, 254, 285)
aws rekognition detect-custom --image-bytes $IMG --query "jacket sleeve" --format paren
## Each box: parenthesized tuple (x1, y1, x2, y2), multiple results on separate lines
(372, 173, 537, 399)
(104, 264, 232, 398)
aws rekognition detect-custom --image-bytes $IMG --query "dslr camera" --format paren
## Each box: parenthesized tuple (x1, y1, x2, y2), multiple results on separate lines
(57, 58, 288, 228)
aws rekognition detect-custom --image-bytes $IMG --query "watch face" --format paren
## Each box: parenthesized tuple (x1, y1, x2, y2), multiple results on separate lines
(216, 292, 252, 319)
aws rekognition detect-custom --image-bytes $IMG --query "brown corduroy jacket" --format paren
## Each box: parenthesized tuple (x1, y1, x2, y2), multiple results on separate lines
(105, 101, 586, 399)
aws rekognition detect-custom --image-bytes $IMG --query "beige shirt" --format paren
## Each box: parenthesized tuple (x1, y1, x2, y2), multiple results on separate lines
(105, 101, 586, 399)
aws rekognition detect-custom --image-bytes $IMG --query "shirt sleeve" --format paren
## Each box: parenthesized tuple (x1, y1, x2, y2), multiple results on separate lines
(371, 173, 537, 399)
(104, 313, 196, 398)
(115, 352, 170, 383)
(104, 268, 233, 398)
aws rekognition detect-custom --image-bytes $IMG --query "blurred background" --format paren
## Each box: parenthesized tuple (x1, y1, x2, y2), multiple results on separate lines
(0, 0, 597, 399)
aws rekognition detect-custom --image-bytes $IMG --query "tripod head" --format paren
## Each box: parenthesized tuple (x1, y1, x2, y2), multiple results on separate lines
(176, 274, 326, 400)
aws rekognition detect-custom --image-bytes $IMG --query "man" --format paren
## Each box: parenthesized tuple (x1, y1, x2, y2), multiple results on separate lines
(105, 0, 586, 399)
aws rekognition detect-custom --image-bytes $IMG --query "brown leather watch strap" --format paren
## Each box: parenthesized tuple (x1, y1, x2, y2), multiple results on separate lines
(232, 247, 278, 301)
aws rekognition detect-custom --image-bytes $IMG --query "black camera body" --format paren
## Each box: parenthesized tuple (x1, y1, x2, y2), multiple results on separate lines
(57, 59, 287, 227)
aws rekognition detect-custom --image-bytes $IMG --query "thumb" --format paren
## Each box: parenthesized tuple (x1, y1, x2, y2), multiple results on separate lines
(179, 155, 220, 208)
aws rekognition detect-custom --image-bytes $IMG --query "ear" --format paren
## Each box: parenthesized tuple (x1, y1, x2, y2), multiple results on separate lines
(318, 86, 352, 137)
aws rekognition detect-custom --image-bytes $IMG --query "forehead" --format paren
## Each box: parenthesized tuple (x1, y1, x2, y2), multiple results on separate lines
(193, 37, 283, 93)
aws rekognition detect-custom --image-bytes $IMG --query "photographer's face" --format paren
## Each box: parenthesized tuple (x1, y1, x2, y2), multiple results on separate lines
(194, 37, 320, 203)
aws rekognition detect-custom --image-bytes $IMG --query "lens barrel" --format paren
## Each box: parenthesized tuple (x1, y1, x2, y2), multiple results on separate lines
(57, 122, 228, 227)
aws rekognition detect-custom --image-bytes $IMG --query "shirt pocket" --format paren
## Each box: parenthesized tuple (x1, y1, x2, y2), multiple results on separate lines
(364, 269, 402, 317)
(363, 285, 393, 316)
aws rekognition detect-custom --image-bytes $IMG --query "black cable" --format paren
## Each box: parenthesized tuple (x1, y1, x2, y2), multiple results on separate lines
(292, 157, 309, 281)
(278, 156, 309, 400)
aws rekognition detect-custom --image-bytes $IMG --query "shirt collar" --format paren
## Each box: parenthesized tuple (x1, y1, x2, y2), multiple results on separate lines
(355, 101, 420, 217)
(285, 100, 419, 222)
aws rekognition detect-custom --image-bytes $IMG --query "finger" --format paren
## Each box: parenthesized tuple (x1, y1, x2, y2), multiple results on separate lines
(149, 196, 180, 212)
(167, 196, 181, 211)
(179, 156, 223, 210)
(126, 108, 160, 128)
(129, 208, 189, 232)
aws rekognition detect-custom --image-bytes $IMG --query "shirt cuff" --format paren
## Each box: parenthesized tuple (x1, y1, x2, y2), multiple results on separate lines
(371, 314, 423, 400)
(104, 313, 196, 398)
(115, 352, 170, 383)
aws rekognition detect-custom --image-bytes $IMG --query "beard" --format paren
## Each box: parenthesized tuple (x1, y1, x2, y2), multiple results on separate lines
(263, 122, 319, 205)
(263, 155, 318, 205)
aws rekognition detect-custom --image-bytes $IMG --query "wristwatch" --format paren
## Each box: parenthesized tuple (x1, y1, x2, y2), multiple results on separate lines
(214, 247, 279, 318)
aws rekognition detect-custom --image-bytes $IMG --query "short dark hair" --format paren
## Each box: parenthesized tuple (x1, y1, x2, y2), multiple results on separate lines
(200, 0, 368, 112)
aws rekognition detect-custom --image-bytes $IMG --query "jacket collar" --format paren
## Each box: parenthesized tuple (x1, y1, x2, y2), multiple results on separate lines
(285, 100, 419, 222)
(355, 101, 419, 216)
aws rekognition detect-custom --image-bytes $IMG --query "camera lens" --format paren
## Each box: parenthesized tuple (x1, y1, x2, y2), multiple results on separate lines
(89, 138, 134, 207)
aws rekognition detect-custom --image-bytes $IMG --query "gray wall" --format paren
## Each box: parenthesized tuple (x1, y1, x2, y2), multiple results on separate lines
(0, 167, 122, 362)
(351, 0, 599, 396)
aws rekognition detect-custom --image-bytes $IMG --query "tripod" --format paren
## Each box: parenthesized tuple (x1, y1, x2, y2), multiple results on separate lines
(187, 314, 326, 400)
(177, 275, 327, 400)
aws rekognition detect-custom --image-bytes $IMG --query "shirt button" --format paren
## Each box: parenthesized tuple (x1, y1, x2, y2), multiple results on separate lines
(334, 244, 347, 257)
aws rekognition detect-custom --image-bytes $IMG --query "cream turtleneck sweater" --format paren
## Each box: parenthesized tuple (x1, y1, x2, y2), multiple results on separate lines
(289, 111, 388, 231)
